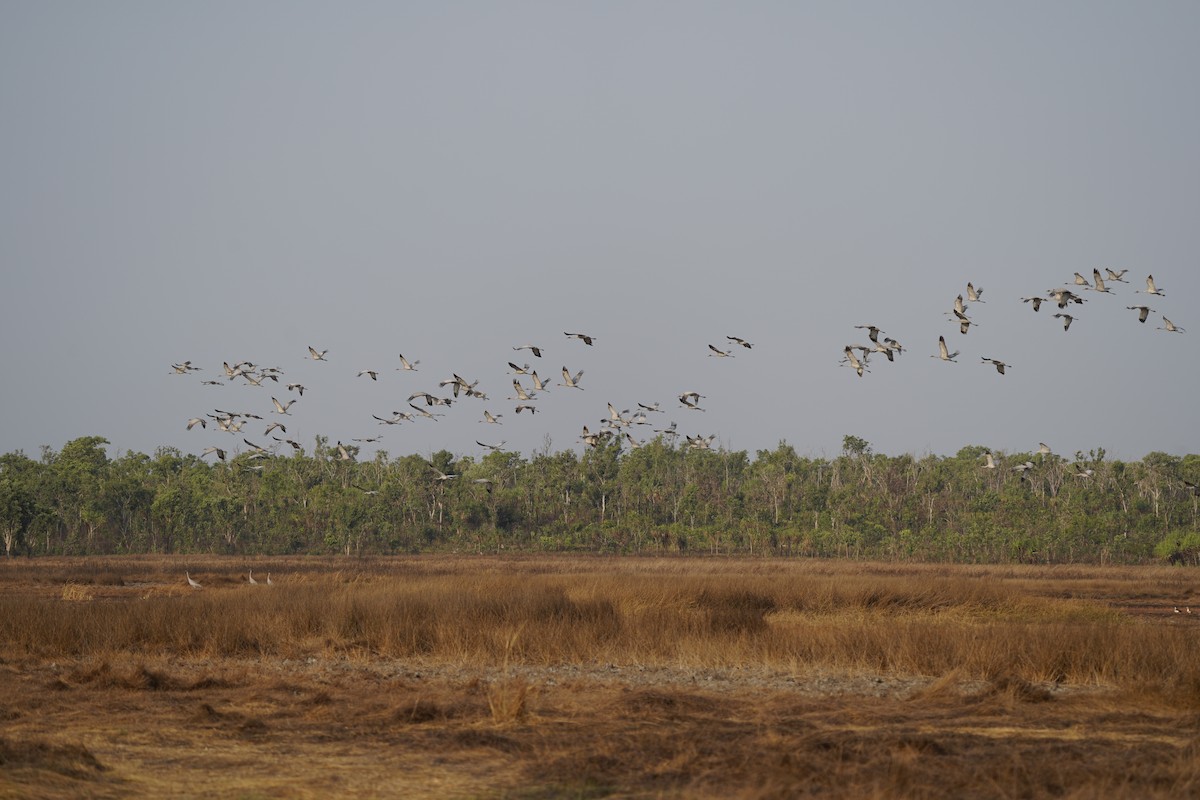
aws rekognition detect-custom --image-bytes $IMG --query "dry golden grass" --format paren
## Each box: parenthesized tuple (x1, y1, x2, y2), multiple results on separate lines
(2, 555, 1200, 798)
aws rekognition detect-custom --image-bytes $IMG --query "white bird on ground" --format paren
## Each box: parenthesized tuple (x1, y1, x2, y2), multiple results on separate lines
(248, 569, 258, 585)
(266, 573, 273, 585)
(931, 336, 959, 363)
(559, 367, 584, 389)
(1137, 275, 1166, 296)
(186, 571, 201, 589)
(1158, 316, 1185, 333)
(307, 346, 328, 361)
(1127, 305, 1155, 323)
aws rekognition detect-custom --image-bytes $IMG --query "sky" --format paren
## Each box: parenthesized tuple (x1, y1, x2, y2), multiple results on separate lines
(2, 1, 1198, 465)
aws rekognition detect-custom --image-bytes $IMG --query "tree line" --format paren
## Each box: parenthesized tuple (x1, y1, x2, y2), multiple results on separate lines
(1, 434, 1198, 563)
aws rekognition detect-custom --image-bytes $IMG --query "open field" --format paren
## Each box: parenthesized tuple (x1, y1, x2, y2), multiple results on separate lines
(2, 556, 1200, 798)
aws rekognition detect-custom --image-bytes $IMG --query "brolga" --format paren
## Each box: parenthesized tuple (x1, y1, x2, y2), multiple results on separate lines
(271, 397, 296, 415)
(357, 370, 379, 380)
(1090, 269, 1112, 293)
(1037, 442, 1053, 458)
(307, 346, 329, 361)
(1105, 268, 1129, 283)
(842, 346, 868, 377)
(966, 282, 985, 303)
(248, 569, 258, 585)
(982, 452, 997, 469)
(1054, 313, 1075, 331)
(1137, 275, 1166, 296)
(931, 336, 959, 363)
(186, 572, 202, 589)
(513, 344, 544, 358)
(186, 418, 206, 430)
(726, 336, 753, 349)
(481, 410, 502, 424)
(286, 383, 305, 395)
(559, 366, 585, 389)
(707, 344, 734, 357)
(1158, 316, 1186, 333)
(679, 392, 706, 411)
(564, 332, 596, 346)
(981, 357, 1010, 375)
(1073, 272, 1090, 287)
(1127, 305, 1155, 323)
(854, 325, 883, 343)
(397, 354, 420, 371)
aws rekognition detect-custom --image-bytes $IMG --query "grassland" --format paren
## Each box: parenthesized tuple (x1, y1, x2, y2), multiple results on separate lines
(2, 555, 1199, 798)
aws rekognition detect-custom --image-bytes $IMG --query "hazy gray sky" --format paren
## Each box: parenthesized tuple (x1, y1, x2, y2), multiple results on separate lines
(2, 2, 1197, 464)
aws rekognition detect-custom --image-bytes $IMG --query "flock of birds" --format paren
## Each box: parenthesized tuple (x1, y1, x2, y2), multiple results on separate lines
(169, 270, 1186, 483)
(171, 331, 763, 475)
(829, 270, 1187, 477)
(837, 271, 1184, 380)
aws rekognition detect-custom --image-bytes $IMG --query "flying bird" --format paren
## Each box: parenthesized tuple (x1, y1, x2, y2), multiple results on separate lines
(707, 344, 734, 357)
(186, 418, 206, 430)
(982, 452, 997, 469)
(1127, 305, 1155, 323)
(980, 357, 1011, 375)
(307, 346, 329, 361)
(1089, 269, 1112, 293)
(1020, 296, 1044, 311)
(1158, 316, 1185, 333)
(513, 344, 544, 358)
(271, 397, 296, 415)
(357, 370, 379, 381)
(931, 336, 959, 363)
(726, 336, 753, 349)
(1137, 275, 1165, 296)
(966, 282, 985, 303)
(397, 354, 420, 371)
(564, 332, 596, 346)
(481, 410, 503, 424)
(1104, 268, 1129, 283)
(559, 367, 584, 389)
(1053, 313, 1075, 331)
(854, 325, 883, 343)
